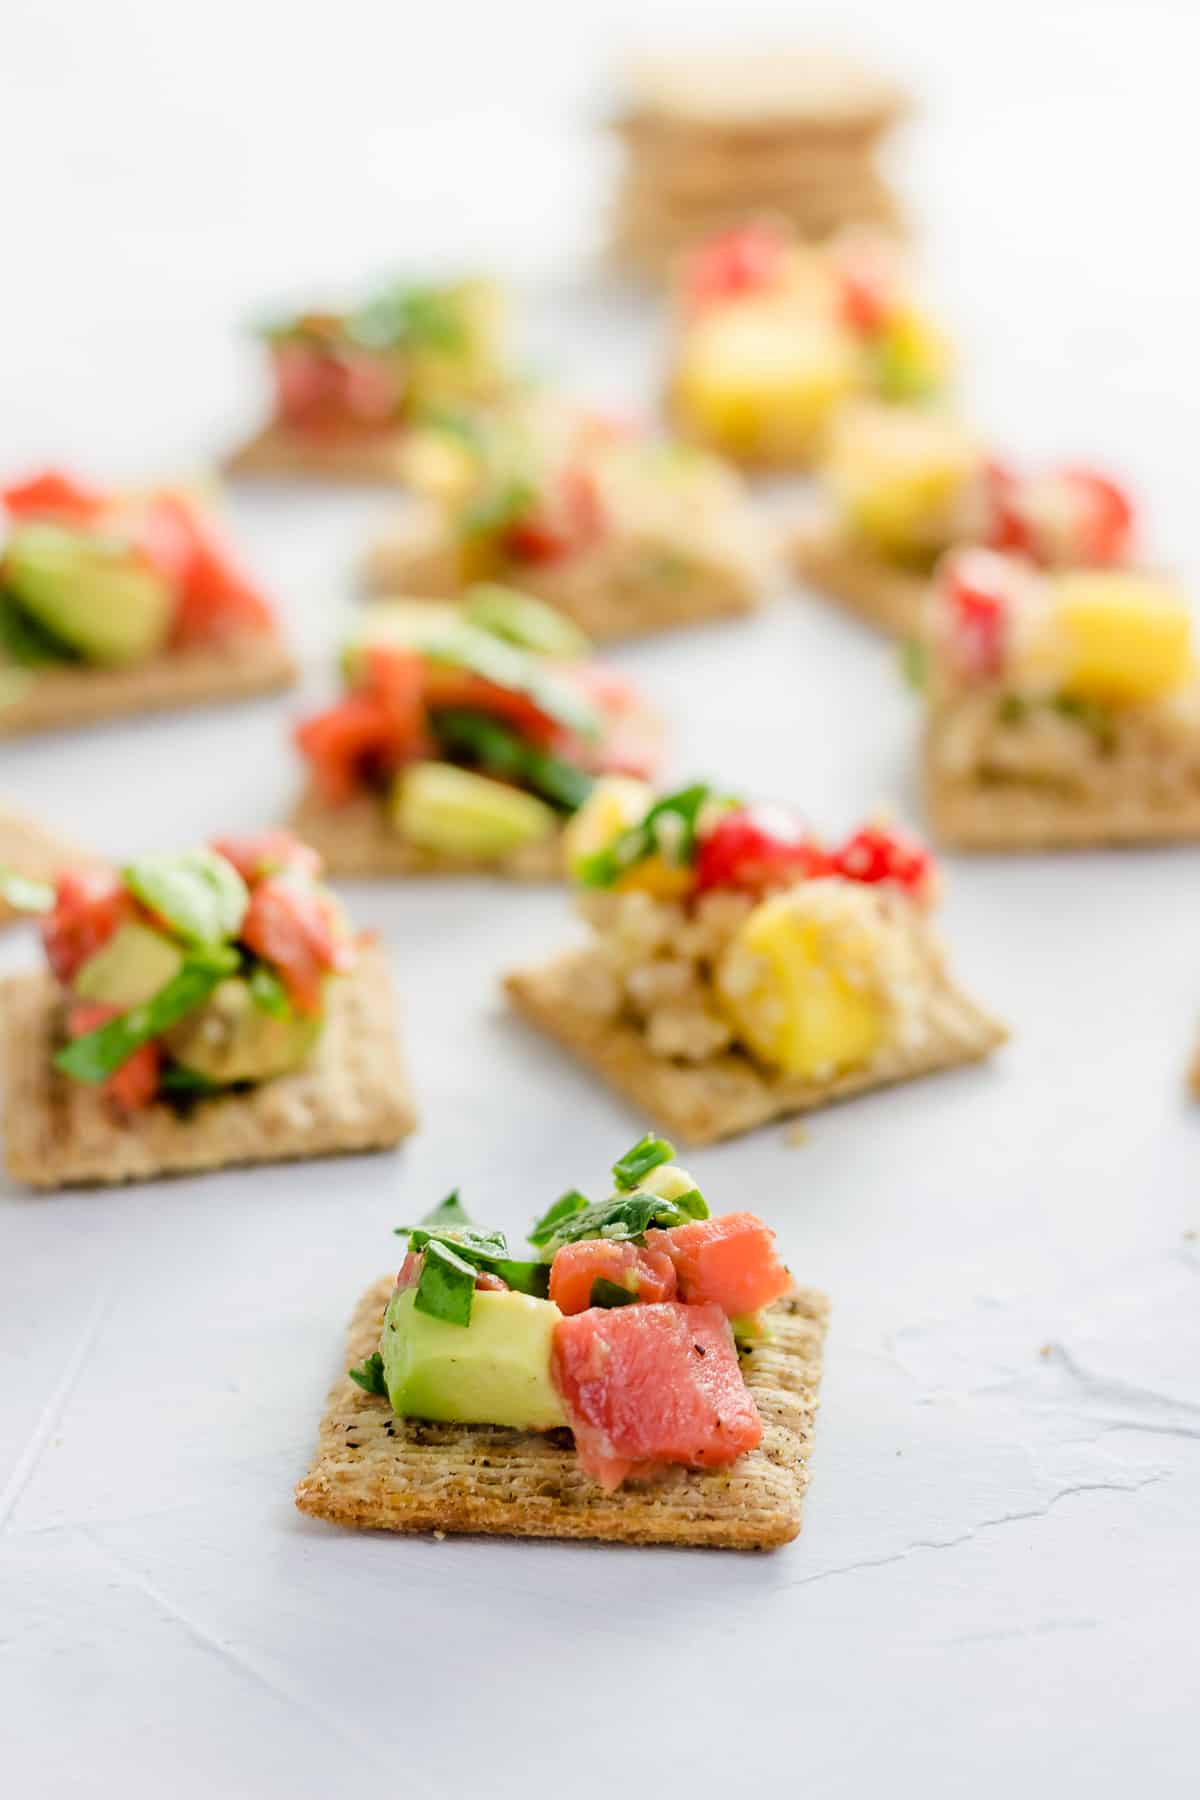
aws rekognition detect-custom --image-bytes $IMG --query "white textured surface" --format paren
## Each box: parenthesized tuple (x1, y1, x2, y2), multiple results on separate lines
(3, 2, 1200, 1794)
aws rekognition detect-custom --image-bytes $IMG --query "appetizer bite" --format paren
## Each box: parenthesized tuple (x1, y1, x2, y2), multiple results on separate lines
(0, 832, 414, 1187)
(0, 804, 93, 930)
(918, 549, 1200, 849)
(791, 402, 1136, 636)
(505, 782, 1005, 1143)
(0, 469, 295, 737)
(227, 277, 506, 485)
(291, 590, 660, 877)
(667, 223, 950, 468)
(365, 393, 771, 641)
(296, 1136, 828, 1548)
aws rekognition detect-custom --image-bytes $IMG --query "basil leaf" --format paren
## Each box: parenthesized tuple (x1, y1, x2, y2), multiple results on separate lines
(159, 1063, 223, 1094)
(534, 1188, 710, 1258)
(348, 1351, 388, 1396)
(248, 962, 292, 1020)
(432, 710, 595, 813)
(0, 869, 55, 913)
(0, 592, 78, 666)
(414, 1238, 478, 1328)
(590, 1278, 639, 1309)
(348, 285, 467, 354)
(575, 783, 712, 887)
(123, 849, 248, 947)
(492, 1259, 551, 1298)
(612, 1134, 675, 1191)
(54, 959, 228, 1084)
(527, 1187, 590, 1249)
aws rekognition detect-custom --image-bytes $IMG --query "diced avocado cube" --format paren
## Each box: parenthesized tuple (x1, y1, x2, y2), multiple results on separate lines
(391, 761, 558, 858)
(74, 921, 184, 1009)
(381, 1286, 566, 1429)
(162, 976, 323, 1084)
(4, 523, 173, 667)
(340, 601, 464, 684)
(462, 584, 591, 658)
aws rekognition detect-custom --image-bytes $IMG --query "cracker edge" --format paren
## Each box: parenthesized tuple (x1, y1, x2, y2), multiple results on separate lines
(288, 784, 565, 881)
(503, 951, 1007, 1146)
(1, 943, 416, 1190)
(363, 517, 763, 643)
(0, 808, 95, 928)
(294, 1275, 829, 1550)
(922, 725, 1200, 851)
(225, 423, 413, 486)
(789, 511, 927, 638)
(0, 638, 297, 739)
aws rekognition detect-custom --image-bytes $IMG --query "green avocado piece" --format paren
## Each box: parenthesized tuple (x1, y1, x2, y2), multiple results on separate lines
(123, 849, 248, 947)
(381, 1285, 566, 1429)
(161, 976, 322, 1084)
(74, 921, 184, 1009)
(340, 601, 464, 685)
(462, 584, 590, 658)
(391, 761, 558, 858)
(4, 523, 173, 667)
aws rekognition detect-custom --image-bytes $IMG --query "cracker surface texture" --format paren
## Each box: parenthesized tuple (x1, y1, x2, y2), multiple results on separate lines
(1, 943, 415, 1189)
(226, 424, 413, 486)
(295, 1275, 828, 1549)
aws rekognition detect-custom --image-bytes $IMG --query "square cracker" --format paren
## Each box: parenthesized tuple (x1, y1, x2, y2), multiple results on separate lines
(0, 637, 297, 739)
(289, 783, 564, 881)
(294, 1274, 829, 1549)
(225, 422, 413, 486)
(789, 509, 927, 638)
(1, 943, 415, 1190)
(364, 510, 762, 644)
(922, 727, 1200, 851)
(504, 948, 1007, 1145)
(0, 808, 94, 928)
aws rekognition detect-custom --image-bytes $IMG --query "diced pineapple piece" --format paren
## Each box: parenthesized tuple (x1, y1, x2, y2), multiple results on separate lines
(675, 303, 860, 460)
(400, 429, 478, 501)
(1047, 571, 1193, 704)
(715, 887, 885, 1078)
(873, 305, 952, 403)
(825, 402, 983, 559)
(563, 777, 655, 878)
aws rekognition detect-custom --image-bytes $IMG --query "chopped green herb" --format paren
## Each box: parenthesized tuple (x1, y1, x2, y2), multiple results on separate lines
(54, 958, 231, 1084)
(612, 1133, 675, 1191)
(0, 869, 55, 913)
(418, 1190, 471, 1232)
(527, 1187, 590, 1249)
(491, 1259, 551, 1299)
(997, 693, 1028, 726)
(348, 1351, 388, 1396)
(900, 637, 928, 691)
(575, 783, 713, 888)
(123, 849, 249, 947)
(158, 1063, 223, 1094)
(432, 709, 594, 812)
(457, 479, 536, 542)
(589, 1278, 639, 1309)
(349, 284, 467, 355)
(532, 1187, 709, 1260)
(1052, 691, 1116, 748)
(0, 592, 78, 666)
(248, 962, 292, 1020)
(413, 1238, 478, 1328)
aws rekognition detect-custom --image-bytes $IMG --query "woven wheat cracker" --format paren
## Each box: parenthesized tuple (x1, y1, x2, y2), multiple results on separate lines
(504, 948, 1006, 1145)
(225, 423, 413, 486)
(0, 637, 296, 739)
(789, 512, 927, 638)
(295, 1274, 828, 1549)
(289, 784, 564, 880)
(1, 943, 415, 1189)
(922, 730, 1200, 851)
(365, 514, 762, 643)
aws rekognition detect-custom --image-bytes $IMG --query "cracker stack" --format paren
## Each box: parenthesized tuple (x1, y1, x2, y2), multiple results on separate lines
(608, 49, 910, 280)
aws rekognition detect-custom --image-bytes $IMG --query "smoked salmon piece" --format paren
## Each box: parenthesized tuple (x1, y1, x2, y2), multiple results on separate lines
(646, 1212, 792, 1319)
(551, 1301, 763, 1491)
(548, 1239, 677, 1315)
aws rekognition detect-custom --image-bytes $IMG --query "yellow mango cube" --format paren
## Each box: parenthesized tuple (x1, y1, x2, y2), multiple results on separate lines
(1048, 571, 1193, 704)
(674, 302, 860, 461)
(564, 777, 654, 878)
(715, 889, 885, 1079)
(874, 305, 953, 403)
(825, 402, 982, 560)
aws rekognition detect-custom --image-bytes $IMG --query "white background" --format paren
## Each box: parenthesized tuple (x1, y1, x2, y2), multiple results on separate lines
(3, 3, 1199, 1794)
